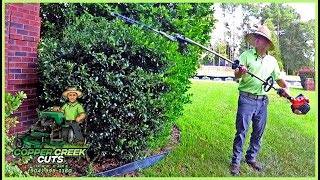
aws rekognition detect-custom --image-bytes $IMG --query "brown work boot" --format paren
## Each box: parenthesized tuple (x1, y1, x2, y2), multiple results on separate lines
(246, 160, 263, 172)
(230, 164, 240, 176)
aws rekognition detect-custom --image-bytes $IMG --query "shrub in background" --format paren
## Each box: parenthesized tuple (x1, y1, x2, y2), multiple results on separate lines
(5, 91, 31, 177)
(38, 3, 214, 162)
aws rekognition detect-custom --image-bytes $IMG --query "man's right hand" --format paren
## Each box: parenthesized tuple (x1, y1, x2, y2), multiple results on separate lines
(239, 65, 248, 75)
(53, 107, 60, 111)
(235, 65, 248, 78)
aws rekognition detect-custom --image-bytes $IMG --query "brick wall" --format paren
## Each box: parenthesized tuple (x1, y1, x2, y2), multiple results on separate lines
(305, 78, 315, 91)
(5, 3, 41, 135)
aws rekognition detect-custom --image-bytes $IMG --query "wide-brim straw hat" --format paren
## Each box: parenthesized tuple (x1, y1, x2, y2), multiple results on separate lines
(62, 87, 82, 98)
(245, 25, 274, 51)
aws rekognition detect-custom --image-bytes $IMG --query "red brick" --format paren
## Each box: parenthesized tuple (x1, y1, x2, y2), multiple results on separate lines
(28, 53, 37, 58)
(21, 79, 38, 84)
(15, 74, 27, 79)
(10, 22, 24, 28)
(16, 40, 28, 46)
(8, 79, 22, 84)
(13, 83, 28, 89)
(16, 17, 29, 25)
(23, 99, 36, 105)
(22, 120, 34, 126)
(15, 52, 28, 57)
(29, 31, 39, 37)
(15, 62, 29, 67)
(28, 114, 38, 120)
(21, 46, 32, 51)
(29, 20, 40, 26)
(8, 5, 18, 11)
(8, 39, 16, 45)
(303, 79, 315, 91)
(10, 16, 18, 22)
(6, 85, 14, 91)
(12, 112, 22, 117)
(34, 5, 39, 11)
(9, 68, 22, 73)
(8, 51, 15, 57)
(17, 106, 28, 112)
(23, 4, 35, 11)
(14, 127, 28, 133)
(21, 57, 33, 62)
(27, 74, 38, 79)
(17, 7, 30, 14)
(19, 116, 32, 123)
(11, 10, 22, 18)
(31, 48, 38, 53)
(7, 74, 14, 79)
(10, 34, 22, 40)
(24, 25, 38, 31)
(22, 36, 34, 41)
(14, 84, 27, 89)
(9, 45, 21, 51)
(9, 28, 17, 34)
(29, 10, 38, 16)
(8, 57, 22, 62)
(27, 62, 37, 68)
(12, 3, 24, 7)
(8, 63, 16, 68)
(28, 41, 38, 47)
(23, 13, 35, 20)
(17, 29, 29, 35)
(27, 105, 38, 110)
(22, 110, 36, 116)
(22, 69, 34, 73)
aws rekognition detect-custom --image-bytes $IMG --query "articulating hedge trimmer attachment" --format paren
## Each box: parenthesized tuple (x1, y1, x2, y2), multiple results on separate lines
(111, 12, 311, 115)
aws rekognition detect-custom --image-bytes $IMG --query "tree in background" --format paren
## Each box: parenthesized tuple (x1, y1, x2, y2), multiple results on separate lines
(200, 41, 228, 66)
(259, 3, 300, 43)
(219, 3, 244, 61)
(264, 19, 283, 71)
(280, 19, 315, 74)
(254, 3, 314, 74)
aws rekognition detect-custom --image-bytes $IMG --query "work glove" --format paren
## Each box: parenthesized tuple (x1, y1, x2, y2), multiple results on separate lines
(277, 88, 290, 98)
(235, 65, 248, 76)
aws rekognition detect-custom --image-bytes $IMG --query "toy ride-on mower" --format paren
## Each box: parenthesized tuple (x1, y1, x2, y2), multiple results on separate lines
(13, 108, 85, 148)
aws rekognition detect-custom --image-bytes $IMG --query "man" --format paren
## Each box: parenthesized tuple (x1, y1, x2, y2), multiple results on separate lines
(230, 25, 290, 175)
(53, 87, 86, 145)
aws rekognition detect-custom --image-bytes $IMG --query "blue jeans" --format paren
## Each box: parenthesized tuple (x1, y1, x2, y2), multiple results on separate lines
(231, 93, 269, 166)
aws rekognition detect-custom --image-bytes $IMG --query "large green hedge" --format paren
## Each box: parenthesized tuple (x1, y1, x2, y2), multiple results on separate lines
(38, 3, 214, 162)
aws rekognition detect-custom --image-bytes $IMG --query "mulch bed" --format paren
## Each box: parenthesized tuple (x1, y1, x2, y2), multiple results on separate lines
(10, 125, 180, 177)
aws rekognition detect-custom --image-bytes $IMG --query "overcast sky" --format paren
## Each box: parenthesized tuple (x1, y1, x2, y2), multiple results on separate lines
(287, 3, 315, 22)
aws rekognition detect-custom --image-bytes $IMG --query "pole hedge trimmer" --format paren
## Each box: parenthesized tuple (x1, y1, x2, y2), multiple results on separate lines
(111, 12, 311, 115)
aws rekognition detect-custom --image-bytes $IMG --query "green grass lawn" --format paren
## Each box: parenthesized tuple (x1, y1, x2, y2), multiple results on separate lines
(140, 80, 317, 177)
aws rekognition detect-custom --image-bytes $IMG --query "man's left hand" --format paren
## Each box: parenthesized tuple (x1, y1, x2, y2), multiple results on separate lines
(75, 117, 82, 123)
(277, 88, 290, 98)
